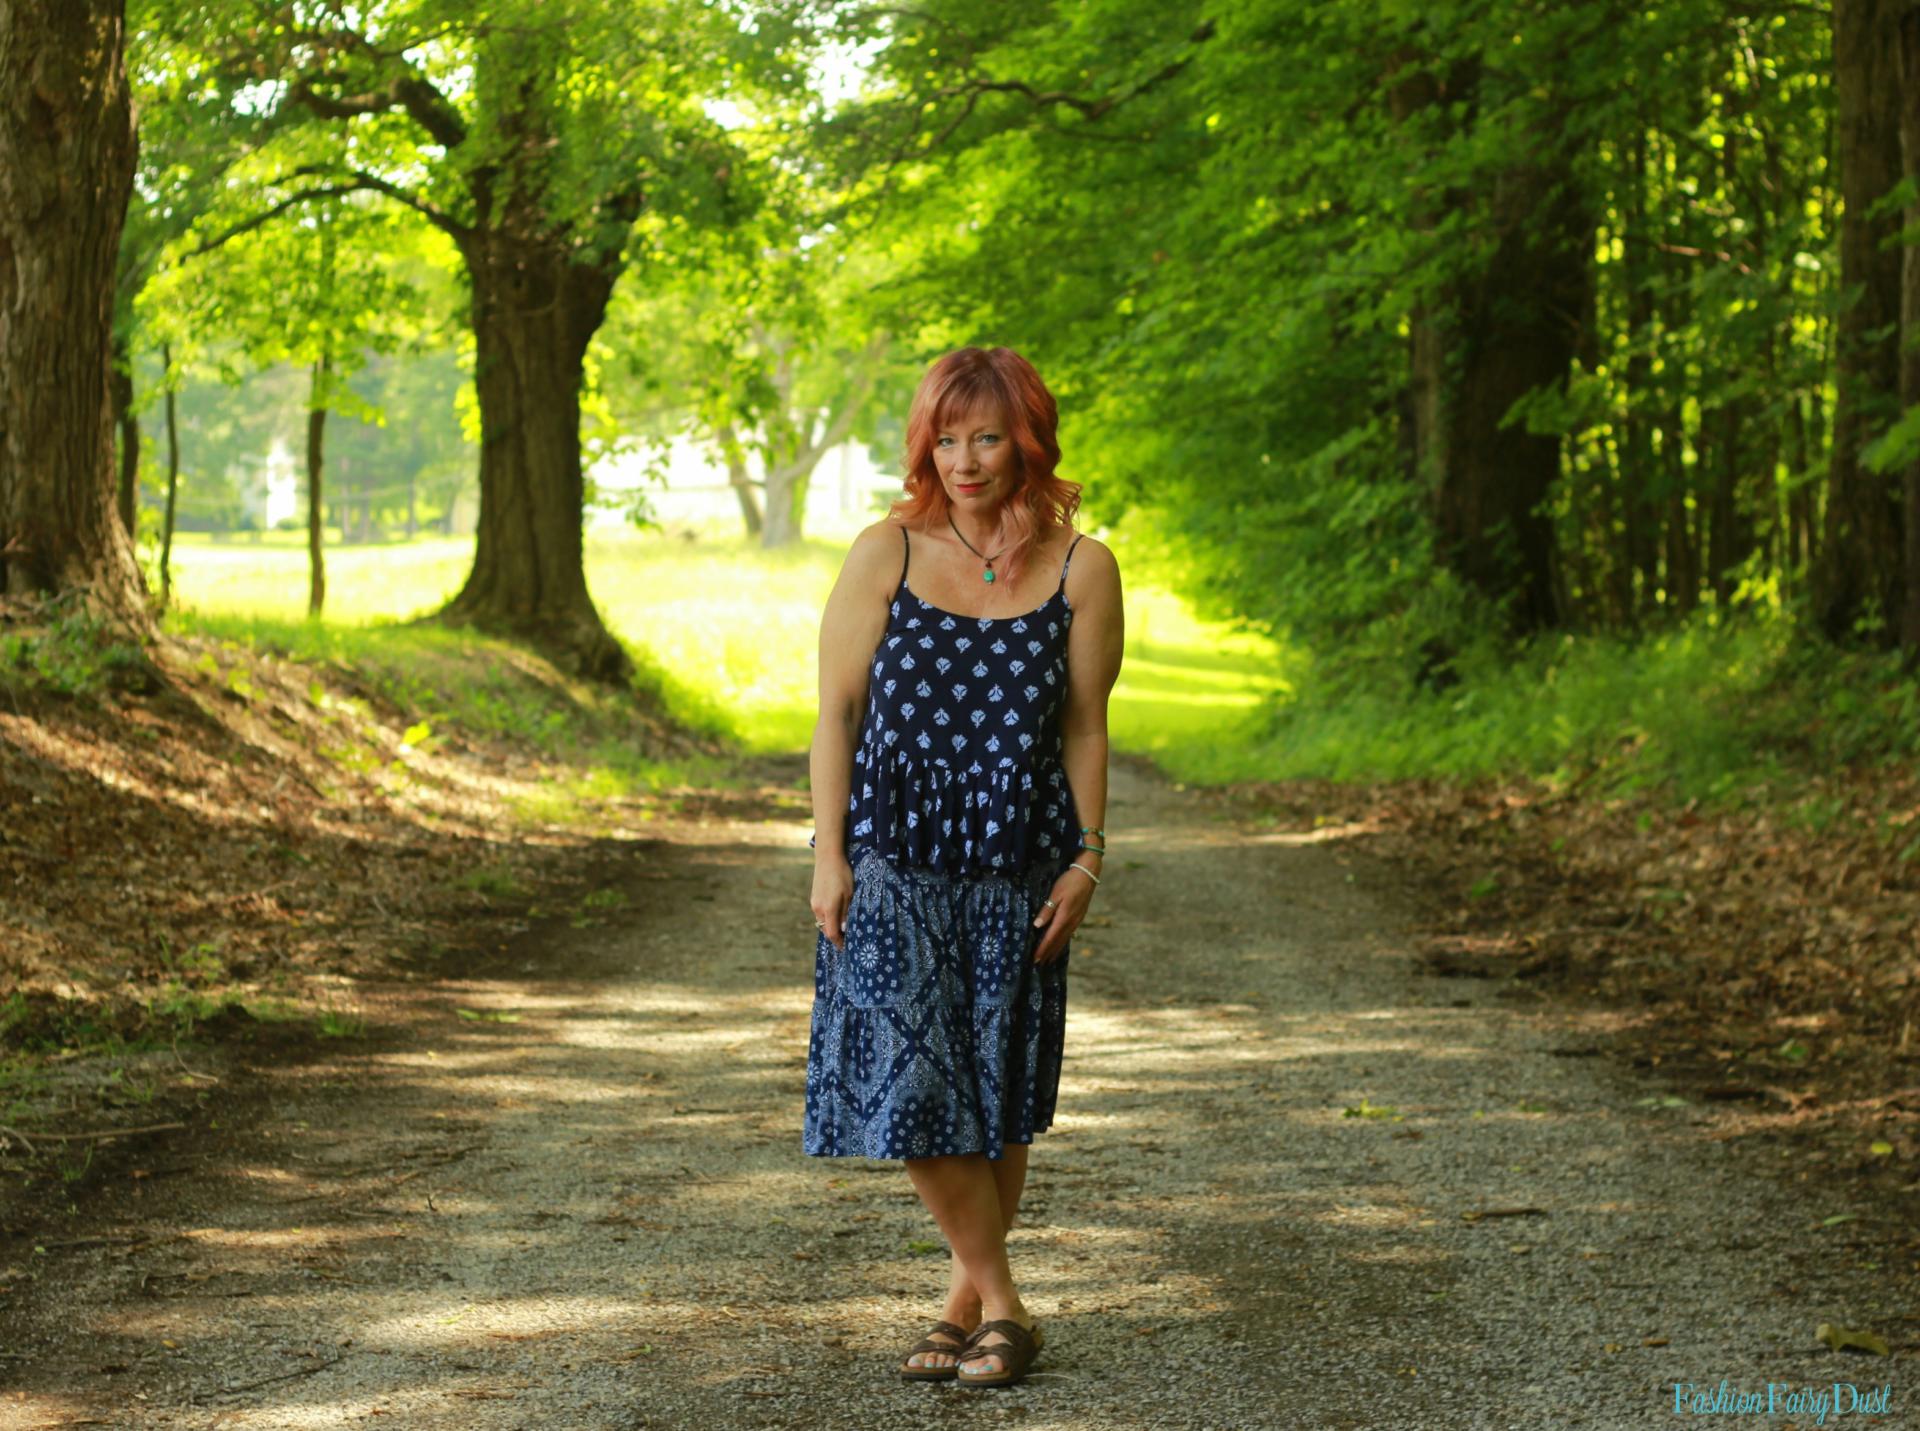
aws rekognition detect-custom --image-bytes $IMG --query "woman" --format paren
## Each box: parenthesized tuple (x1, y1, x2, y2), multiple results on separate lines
(802, 346, 1124, 1389)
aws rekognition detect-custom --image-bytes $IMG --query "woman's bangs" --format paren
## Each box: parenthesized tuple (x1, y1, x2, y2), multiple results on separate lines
(933, 376, 1010, 437)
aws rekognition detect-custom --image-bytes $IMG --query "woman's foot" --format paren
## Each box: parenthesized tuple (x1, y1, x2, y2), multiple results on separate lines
(902, 1302, 981, 1373)
(956, 1305, 1036, 1381)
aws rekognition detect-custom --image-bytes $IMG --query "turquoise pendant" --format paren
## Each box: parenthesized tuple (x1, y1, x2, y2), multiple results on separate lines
(983, 567, 995, 583)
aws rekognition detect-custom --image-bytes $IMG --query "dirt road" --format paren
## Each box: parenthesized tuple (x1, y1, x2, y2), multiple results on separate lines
(3, 754, 1913, 1428)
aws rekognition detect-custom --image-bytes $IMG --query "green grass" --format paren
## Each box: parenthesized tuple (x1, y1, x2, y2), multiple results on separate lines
(0, 601, 156, 696)
(159, 603, 747, 805)
(1231, 602, 1920, 817)
(162, 530, 474, 625)
(159, 523, 1290, 765)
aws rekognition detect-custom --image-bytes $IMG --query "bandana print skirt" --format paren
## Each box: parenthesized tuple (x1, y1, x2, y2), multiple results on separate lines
(803, 843, 1072, 1160)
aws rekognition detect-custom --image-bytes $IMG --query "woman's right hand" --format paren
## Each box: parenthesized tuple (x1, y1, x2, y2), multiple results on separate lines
(811, 856, 854, 953)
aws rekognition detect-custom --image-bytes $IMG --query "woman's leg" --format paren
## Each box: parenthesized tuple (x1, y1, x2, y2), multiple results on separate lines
(902, 1143, 1034, 1374)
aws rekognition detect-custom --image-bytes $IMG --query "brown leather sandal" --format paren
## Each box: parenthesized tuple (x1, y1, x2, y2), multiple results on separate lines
(954, 1318, 1043, 1388)
(898, 1319, 977, 1381)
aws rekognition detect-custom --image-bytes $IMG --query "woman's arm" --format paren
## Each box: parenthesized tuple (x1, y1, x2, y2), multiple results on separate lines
(810, 521, 901, 860)
(1058, 537, 1125, 872)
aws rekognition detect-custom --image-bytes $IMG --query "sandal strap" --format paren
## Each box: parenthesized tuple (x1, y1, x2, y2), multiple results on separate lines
(957, 1318, 1037, 1362)
(906, 1319, 976, 1357)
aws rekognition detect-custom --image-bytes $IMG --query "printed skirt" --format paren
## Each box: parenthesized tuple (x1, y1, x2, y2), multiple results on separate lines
(803, 842, 1072, 1160)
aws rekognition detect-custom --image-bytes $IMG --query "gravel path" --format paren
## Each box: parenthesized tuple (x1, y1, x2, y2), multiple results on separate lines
(3, 754, 1913, 1429)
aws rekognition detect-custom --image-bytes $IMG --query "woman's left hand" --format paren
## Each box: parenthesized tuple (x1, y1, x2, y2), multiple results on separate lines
(1031, 862, 1096, 965)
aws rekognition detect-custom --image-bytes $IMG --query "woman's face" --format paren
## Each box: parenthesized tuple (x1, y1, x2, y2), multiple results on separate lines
(932, 399, 1016, 512)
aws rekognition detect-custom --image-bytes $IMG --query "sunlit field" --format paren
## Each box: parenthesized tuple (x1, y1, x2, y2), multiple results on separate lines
(160, 524, 1290, 769)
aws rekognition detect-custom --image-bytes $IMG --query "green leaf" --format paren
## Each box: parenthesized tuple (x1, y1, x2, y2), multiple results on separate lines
(1861, 402, 1920, 475)
(1815, 1322, 1889, 1355)
(1342, 1098, 1403, 1121)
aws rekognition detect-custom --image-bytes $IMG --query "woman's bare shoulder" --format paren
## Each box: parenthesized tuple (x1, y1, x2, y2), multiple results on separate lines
(1062, 530, 1120, 602)
(1064, 528, 1116, 567)
(834, 518, 910, 598)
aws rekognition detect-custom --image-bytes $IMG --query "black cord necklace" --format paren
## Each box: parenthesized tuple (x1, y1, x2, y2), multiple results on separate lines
(947, 509, 1009, 583)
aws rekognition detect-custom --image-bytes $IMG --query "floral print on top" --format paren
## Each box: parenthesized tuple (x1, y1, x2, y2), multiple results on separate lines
(812, 525, 1084, 876)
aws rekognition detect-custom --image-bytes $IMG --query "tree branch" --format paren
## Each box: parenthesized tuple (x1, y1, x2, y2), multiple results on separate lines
(769, 330, 890, 484)
(181, 168, 465, 259)
(286, 70, 468, 150)
(856, 18, 1216, 179)
(181, 187, 350, 256)
(285, 164, 467, 236)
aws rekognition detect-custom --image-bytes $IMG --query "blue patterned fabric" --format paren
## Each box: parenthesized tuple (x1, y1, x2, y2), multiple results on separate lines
(805, 525, 1084, 1160)
(810, 527, 1083, 876)
(804, 846, 1071, 1160)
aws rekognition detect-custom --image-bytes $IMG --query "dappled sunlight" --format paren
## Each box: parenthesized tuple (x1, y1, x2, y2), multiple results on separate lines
(1306, 1200, 1434, 1231)
(1342, 1244, 1456, 1268)
(1244, 819, 1390, 844)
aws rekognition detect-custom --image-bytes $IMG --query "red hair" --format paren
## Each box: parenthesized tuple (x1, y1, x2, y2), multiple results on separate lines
(888, 347, 1081, 592)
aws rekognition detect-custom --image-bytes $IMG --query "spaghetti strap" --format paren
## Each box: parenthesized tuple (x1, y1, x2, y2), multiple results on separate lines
(1058, 533, 1085, 596)
(900, 524, 911, 590)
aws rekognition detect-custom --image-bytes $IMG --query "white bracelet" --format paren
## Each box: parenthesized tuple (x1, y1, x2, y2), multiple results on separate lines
(1064, 861, 1101, 887)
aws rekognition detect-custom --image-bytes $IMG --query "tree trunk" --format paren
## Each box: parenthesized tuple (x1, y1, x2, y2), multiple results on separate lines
(762, 445, 805, 550)
(437, 229, 631, 682)
(1805, 386, 1827, 574)
(1437, 142, 1590, 634)
(159, 342, 179, 608)
(308, 215, 334, 614)
(1901, 3, 1920, 660)
(1815, 0, 1908, 643)
(1661, 411, 1697, 616)
(0, 0, 148, 626)
(718, 422, 764, 537)
(111, 332, 139, 538)
(1707, 401, 1755, 606)
(1786, 394, 1814, 590)
(1708, 94, 1757, 610)
(753, 332, 885, 550)
(1624, 133, 1658, 628)
(307, 351, 329, 617)
(1385, 46, 1470, 511)
(761, 408, 865, 550)
(1384, 46, 1583, 635)
(1592, 423, 1629, 628)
